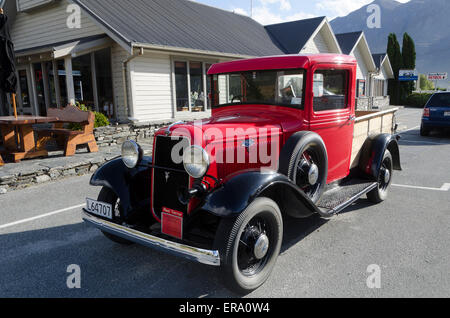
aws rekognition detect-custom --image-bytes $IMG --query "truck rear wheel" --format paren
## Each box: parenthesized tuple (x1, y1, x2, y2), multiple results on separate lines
(97, 187, 134, 245)
(214, 198, 283, 294)
(367, 150, 393, 203)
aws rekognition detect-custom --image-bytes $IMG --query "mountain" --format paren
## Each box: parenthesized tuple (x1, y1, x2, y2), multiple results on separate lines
(331, 0, 450, 84)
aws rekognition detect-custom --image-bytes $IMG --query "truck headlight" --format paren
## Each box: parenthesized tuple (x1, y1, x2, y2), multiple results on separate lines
(183, 145, 210, 179)
(121, 140, 142, 169)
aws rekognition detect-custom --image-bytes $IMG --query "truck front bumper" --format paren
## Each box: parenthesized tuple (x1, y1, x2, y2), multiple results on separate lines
(82, 210, 221, 266)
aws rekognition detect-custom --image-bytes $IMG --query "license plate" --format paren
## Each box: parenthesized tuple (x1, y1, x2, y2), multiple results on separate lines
(444, 112, 450, 117)
(161, 207, 183, 239)
(86, 198, 113, 220)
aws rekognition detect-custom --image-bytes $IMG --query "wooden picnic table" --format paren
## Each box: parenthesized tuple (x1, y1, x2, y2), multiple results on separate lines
(0, 116, 59, 165)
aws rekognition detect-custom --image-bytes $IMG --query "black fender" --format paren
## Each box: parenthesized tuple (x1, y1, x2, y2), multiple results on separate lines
(200, 171, 321, 219)
(90, 156, 152, 219)
(359, 134, 402, 179)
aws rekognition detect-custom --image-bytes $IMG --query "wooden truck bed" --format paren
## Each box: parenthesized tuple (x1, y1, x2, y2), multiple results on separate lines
(350, 107, 399, 168)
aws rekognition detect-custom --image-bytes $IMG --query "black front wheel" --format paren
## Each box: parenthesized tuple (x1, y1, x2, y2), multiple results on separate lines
(97, 187, 134, 245)
(214, 198, 283, 294)
(367, 150, 393, 203)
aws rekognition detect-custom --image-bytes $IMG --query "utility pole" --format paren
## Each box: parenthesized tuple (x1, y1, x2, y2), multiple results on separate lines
(250, 0, 253, 18)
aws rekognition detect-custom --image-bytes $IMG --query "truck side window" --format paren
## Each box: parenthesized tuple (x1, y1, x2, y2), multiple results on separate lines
(313, 70, 348, 112)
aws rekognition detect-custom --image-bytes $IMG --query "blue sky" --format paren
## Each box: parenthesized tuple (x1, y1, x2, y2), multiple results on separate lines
(193, 0, 410, 25)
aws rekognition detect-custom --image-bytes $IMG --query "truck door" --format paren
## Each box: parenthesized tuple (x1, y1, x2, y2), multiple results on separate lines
(308, 65, 356, 183)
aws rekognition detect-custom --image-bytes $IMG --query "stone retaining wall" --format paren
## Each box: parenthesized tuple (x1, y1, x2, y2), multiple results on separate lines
(94, 122, 171, 148)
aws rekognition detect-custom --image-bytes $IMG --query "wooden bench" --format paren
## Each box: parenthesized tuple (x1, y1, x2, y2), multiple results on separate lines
(37, 105, 98, 156)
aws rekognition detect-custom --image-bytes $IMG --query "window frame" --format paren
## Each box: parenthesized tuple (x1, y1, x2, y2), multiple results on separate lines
(209, 68, 307, 110)
(311, 68, 351, 114)
(171, 58, 217, 116)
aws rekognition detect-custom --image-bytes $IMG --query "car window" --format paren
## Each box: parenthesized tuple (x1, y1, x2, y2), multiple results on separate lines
(427, 93, 450, 107)
(313, 70, 348, 112)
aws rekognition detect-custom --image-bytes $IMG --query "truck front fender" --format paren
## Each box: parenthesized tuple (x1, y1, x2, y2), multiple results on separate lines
(200, 171, 320, 219)
(90, 157, 152, 219)
(359, 134, 402, 179)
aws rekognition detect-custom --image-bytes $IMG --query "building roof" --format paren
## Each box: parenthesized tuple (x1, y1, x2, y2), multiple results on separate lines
(264, 17, 327, 54)
(335, 31, 363, 55)
(72, 0, 284, 57)
(372, 53, 387, 69)
(372, 53, 394, 78)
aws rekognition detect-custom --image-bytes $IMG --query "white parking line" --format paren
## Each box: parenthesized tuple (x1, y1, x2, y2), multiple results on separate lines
(0, 203, 85, 230)
(398, 126, 420, 133)
(399, 139, 450, 145)
(392, 183, 450, 192)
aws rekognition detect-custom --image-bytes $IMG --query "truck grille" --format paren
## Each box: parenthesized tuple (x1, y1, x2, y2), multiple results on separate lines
(152, 136, 191, 221)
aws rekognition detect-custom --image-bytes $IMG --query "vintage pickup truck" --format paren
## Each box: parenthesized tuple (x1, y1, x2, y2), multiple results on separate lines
(82, 54, 401, 293)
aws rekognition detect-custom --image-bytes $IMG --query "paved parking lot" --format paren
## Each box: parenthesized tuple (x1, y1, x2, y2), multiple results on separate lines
(0, 107, 449, 298)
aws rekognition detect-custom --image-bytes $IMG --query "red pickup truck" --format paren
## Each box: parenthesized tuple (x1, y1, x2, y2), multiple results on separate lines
(83, 54, 401, 293)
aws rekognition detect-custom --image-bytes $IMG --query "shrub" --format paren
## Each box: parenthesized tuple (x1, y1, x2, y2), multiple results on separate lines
(405, 93, 433, 108)
(68, 103, 110, 130)
(94, 111, 110, 128)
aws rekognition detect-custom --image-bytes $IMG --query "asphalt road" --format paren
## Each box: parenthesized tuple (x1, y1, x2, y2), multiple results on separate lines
(0, 107, 449, 298)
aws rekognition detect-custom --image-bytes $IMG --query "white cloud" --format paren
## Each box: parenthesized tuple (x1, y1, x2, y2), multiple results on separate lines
(232, 7, 249, 16)
(252, 6, 314, 25)
(259, 0, 292, 11)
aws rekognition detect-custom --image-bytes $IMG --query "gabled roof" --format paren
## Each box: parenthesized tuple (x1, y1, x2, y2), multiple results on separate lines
(335, 31, 363, 55)
(372, 53, 394, 78)
(71, 0, 284, 57)
(264, 17, 326, 54)
(372, 53, 387, 69)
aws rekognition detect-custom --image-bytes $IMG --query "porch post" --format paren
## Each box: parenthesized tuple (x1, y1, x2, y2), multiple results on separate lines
(64, 56, 76, 106)
(41, 62, 51, 111)
(91, 52, 99, 112)
(28, 63, 39, 115)
(53, 60, 62, 107)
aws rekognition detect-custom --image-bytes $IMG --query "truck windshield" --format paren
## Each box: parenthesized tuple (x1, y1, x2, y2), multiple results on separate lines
(209, 70, 305, 109)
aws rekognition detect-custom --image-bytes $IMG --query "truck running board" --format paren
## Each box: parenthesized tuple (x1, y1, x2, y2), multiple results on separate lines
(317, 179, 378, 217)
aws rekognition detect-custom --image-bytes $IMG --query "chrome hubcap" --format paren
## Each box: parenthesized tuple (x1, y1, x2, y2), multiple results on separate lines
(383, 168, 391, 184)
(253, 234, 270, 260)
(308, 164, 319, 185)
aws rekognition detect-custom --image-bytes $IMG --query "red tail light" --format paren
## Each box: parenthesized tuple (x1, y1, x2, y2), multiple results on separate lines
(423, 108, 430, 117)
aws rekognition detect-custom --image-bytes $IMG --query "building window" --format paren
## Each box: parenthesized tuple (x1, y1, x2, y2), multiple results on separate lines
(33, 63, 47, 116)
(18, 69, 31, 110)
(72, 54, 94, 109)
(56, 59, 68, 106)
(44, 61, 58, 108)
(175, 61, 189, 112)
(95, 48, 114, 118)
(373, 79, 385, 97)
(190, 62, 205, 112)
(174, 60, 214, 113)
(313, 69, 348, 112)
(357, 79, 366, 97)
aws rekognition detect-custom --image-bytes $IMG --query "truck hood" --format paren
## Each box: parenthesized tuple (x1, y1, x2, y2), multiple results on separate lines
(161, 105, 306, 144)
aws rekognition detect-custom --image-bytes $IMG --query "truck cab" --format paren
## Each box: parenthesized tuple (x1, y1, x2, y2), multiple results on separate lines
(83, 54, 401, 294)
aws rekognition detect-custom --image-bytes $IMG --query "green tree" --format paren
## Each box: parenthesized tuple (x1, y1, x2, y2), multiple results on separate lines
(401, 33, 417, 99)
(419, 74, 434, 91)
(387, 33, 402, 104)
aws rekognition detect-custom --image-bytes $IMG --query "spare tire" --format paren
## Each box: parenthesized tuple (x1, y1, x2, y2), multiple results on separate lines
(279, 131, 328, 203)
